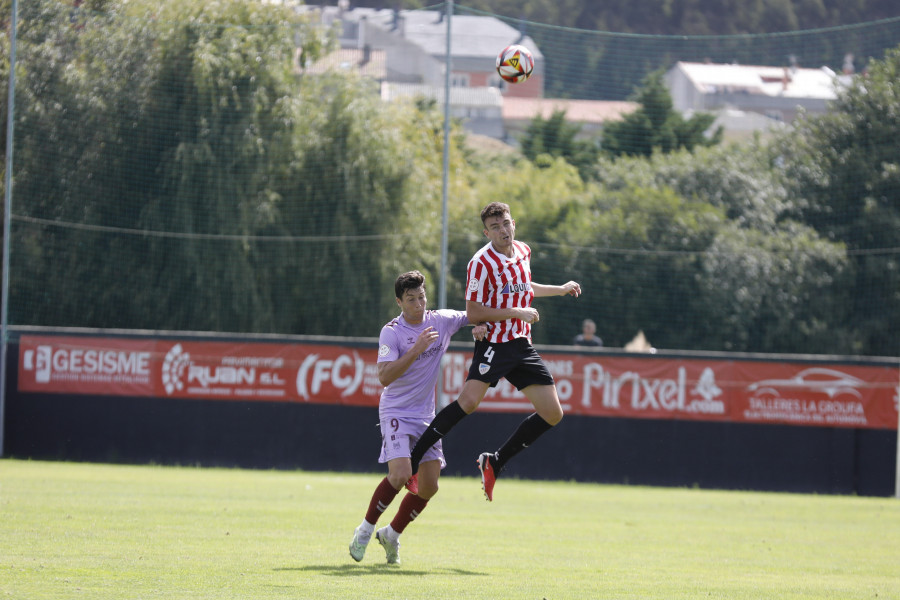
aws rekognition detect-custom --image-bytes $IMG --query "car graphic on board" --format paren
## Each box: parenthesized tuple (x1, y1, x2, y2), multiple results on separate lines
(746, 367, 864, 399)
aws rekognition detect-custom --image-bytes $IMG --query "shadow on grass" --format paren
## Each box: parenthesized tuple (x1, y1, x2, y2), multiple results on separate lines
(275, 564, 487, 577)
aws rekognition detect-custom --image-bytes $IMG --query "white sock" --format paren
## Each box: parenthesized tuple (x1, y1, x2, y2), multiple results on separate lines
(384, 524, 399, 541)
(358, 520, 375, 541)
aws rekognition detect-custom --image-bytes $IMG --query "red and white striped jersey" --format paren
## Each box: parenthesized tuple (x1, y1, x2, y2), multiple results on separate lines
(465, 240, 535, 343)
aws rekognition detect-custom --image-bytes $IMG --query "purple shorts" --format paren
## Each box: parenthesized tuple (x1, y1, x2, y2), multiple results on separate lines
(379, 416, 446, 469)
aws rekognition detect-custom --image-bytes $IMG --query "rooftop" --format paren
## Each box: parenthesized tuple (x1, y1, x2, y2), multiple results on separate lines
(303, 47, 387, 79)
(320, 7, 542, 60)
(672, 61, 852, 100)
(381, 83, 503, 108)
(503, 97, 638, 124)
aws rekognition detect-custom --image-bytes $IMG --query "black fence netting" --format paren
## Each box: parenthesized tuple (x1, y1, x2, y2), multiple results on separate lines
(1, 0, 898, 356)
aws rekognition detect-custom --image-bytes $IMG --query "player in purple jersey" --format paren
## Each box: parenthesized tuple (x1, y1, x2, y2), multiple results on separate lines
(349, 270, 486, 565)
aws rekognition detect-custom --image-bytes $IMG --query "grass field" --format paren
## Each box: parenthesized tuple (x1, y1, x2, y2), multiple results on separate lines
(1, 459, 898, 600)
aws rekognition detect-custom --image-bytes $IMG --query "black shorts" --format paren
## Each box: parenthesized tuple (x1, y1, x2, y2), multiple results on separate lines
(466, 337, 554, 390)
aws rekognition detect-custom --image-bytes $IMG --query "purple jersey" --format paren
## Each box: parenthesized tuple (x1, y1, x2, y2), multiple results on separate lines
(377, 309, 469, 420)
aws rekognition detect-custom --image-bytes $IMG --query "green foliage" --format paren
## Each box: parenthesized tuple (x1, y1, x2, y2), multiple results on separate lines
(7, 0, 153, 326)
(596, 144, 792, 231)
(3, 1, 897, 355)
(576, 146, 852, 351)
(774, 47, 900, 355)
(3, 0, 458, 336)
(601, 71, 722, 158)
(537, 184, 727, 348)
(698, 223, 853, 352)
(138, 0, 311, 332)
(472, 138, 852, 352)
(8, 0, 321, 332)
(270, 75, 456, 334)
(519, 109, 600, 180)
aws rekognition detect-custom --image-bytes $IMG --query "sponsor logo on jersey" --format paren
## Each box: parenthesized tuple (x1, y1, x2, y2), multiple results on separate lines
(468, 278, 479, 292)
(500, 282, 532, 294)
(378, 344, 390, 357)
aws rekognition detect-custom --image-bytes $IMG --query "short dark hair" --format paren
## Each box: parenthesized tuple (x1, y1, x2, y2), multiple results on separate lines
(395, 270, 426, 299)
(481, 202, 511, 225)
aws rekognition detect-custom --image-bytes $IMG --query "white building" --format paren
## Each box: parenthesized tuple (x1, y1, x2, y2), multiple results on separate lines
(666, 61, 852, 125)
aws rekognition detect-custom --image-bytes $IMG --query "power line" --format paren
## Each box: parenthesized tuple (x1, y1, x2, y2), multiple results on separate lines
(10, 214, 412, 243)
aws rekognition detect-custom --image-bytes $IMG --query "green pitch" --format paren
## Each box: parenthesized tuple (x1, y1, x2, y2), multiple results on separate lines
(1, 459, 898, 599)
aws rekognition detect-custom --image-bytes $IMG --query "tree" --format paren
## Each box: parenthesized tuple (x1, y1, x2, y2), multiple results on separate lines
(268, 74, 460, 336)
(697, 222, 853, 353)
(3, 0, 477, 337)
(127, 0, 321, 332)
(601, 71, 722, 158)
(553, 145, 851, 352)
(6, 0, 327, 331)
(545, 184, 727, 349)
(775, 46, 900, 355)
(519, 109, 600, 181)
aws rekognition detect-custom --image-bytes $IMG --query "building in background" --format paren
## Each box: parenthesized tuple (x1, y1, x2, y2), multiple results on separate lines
(502, 98, 637, 145)
(310, 6, 544, 98)
(301, 46, 387, 82)
(665, 61, 853, 139)
(302, 6, 633, 144)
(381, 83, 505, 139)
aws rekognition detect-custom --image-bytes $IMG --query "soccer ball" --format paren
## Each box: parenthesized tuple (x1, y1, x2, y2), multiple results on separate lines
(496, 44, 534, 84)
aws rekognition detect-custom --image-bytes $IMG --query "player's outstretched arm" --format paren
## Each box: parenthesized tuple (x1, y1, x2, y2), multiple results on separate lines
(532, 281, 581, 298)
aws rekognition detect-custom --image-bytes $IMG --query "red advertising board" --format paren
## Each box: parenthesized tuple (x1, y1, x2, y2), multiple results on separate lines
(18, 335, 900, 430)
(17, 336, 383, 405)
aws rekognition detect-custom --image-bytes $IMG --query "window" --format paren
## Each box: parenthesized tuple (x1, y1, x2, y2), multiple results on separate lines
(450, 73, 470, 87)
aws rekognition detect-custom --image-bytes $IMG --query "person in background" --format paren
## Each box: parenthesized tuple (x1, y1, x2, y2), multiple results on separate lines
(572, 318, 603, 348)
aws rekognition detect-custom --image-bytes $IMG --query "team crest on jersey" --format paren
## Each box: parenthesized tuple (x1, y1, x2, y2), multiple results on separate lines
(468, 278, 479, 292)
(479, 363, 491, 375)
(501, 282, 532, 294)
(378, 344, 390, 357)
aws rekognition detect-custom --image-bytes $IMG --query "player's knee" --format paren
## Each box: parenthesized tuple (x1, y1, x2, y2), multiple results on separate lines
(458, 395, 478, 413)
(457, 381, 488, 413)
(418, 480, 438, 500)
(543, 407, 563, 426)
(388, 469, 412, 490)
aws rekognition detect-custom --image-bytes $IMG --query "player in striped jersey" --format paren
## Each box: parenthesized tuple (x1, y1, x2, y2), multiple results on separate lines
(408, 202, 581, 501)
(349, 270, 486, 564)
